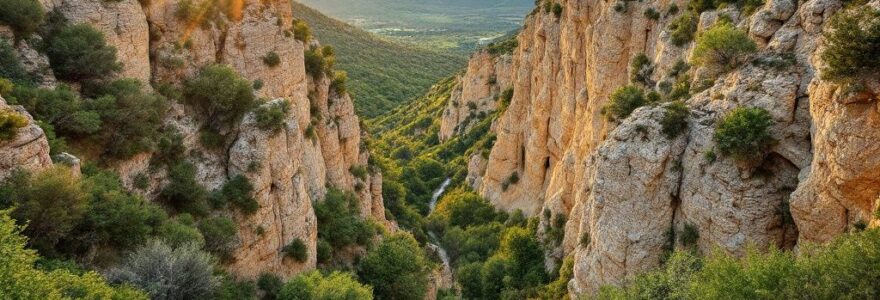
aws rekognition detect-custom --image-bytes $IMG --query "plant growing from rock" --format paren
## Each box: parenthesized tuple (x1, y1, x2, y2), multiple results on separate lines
(604, 85, 647, 121)
(0, 108, 27, 141)
(46, 24, 121, 82)
(668, 13, 697, 46)
(820, 8, 880, 82)
(283, 238, 308, 262)
(262, 51, 281, 67)
(691, 22, 757, 71)
(713, 107, 774, 161)
(183, 64, 256, 144)
(661, 101, 690, 139)
(0, 0, 44, 37)
(254, 100, 291, 133)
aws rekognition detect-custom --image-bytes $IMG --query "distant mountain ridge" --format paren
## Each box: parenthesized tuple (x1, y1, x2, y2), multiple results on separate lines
(291, 1, 466, 117)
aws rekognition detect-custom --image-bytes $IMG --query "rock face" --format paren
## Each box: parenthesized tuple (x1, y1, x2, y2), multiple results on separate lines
(16, 0, 387, 280)
(0, 95, 53, 181)
(438, 51, 512, 141)
(459, 0, 877, 296)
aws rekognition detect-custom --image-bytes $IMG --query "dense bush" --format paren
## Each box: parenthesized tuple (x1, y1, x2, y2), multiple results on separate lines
(254, 100, 291, 133)
(0, 210, 147, 299)
(630, 53, 654, 86)
(331, 70, 348, 95)
(210, 175, 258, 214)
(159, 162, 210, 216)
(0, 166, 88, 255)
(0, 40, 32, 84)
(216, 277, 257, 300)
(0, 108, 28, 141)
(429, 190, 498, 231)
(83, 79, 170, 159)
(661, 101, 690, 139)
(349, 165, 369, 180)
(820, 8, 880, 82)
(283, 238, 308, 262)
(46, 24, 121, 82)
(263, 51, 281, 67)
(441, 222, 504, 265)
(280, 271, 373, 300)
(108, 240, 219, 300)
(692, 22, 757, 70)
(183, 64, 256, 141)
(668, 13, 697, 46)
(157, 214, 204, 248)
(713, 107, 774, 160)
(552, 3, 564, 17)
(359, 233, 430, 300)
(644, 8, 661, 20)
(678, 223, 700, 246)
(304, 46, 336, 78)
(604, 85, 647, 121)
(198, 216, 238, 261)
(599, 229, 880, 299)
(257, 273, 284, 300)
(486, 37, 518, 56)
(291, 19, 312, 43)
(0, 0, 44, 37)
(315, 188, 375, 252)
(8, 84, 101, 137)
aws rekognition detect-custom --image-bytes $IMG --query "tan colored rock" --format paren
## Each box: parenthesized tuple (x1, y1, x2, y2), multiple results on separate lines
(439, 51, 512, 141)
(0, 95, 53, 181)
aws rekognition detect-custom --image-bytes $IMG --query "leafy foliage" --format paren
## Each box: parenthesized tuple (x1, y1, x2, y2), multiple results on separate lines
(0, 108, 27, 141)
(661, 101, 690, 139)
(108, 240, 218, 300)
(820, 8, 880, 82)
(359, 233, 430, 300)
(668, 13, 697, 46)
(197, 216, 238, 261)
(604, 85, 647, 121)
(280, 270, 373, 300)
(159, 162, 209, 216)
(254, 100, 291, 133)
(713, 107, 774, 160)
(210, 175, 258, 214)
(691, 22, 757, 70)
(283, 238, 308, 262)
(263, 51, 281, 67)
(599, 229, 880, 299)
(46, 24, 121, 82)
(0, 40, 32, 84)
(315, 188, 376, 254)
(0, 0, 44, 37)
(183, 64, 256, 143)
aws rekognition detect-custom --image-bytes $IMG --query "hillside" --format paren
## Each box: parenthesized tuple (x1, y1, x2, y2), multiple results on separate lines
(291, 1, 466, 117)
(298, 0, 532, 52)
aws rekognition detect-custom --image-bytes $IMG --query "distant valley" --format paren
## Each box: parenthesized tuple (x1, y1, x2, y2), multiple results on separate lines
(297, 0, 533, 53)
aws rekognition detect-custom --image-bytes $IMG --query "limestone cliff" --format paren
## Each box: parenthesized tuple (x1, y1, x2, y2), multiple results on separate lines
(459, 0, 877, 296)
(3, 0, 386, 280)
(438, 50, 512, 141)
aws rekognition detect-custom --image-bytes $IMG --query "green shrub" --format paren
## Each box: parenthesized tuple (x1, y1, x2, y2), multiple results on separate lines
(216, 277, 256, 300)
(604, 85, 647, 121)
(257, 273, 283, 300)
(644, 8, 661, 20)
(820, 8, 880, 82)
(152, 128, 185, 166)
(158, 216, 205, 248)
(283, 238, 308, 262)
(0, 210, 147, 299)
(108, 240, 218, 299)
(552, 3, 563, 17)
(315, 238, 332, 263)
(159, 162, 210, 216)
(661, 101, 690, 139)
(349, 165, 369, 180)
(46, 24, 121, 82)
(315, 188, 376, 251)
(84, 79, 170, 159)
(198, 216, 238, 261)
(691, 22, 757, 70)
(210, 175, 258, 214)
(486, 38, 518, 56)
(291, 19, 312, 43)
(713, 107, 774, 160)
(262, 51, 281, 67)
(0, 108, 27, 141)
(0, 40, 31, 84)
(499, 87, 514, 108)
(330, 70, 348, 95)
(668, 13, 697, 46)
(580, 232, 591, 246)
(0, 0, 44, 37)
(630, 53, 653, 86)
(280, 271, 373, 300)
(8, 85, 101, 136)
(0, 166, 87, 255)
(254, 100, 290, 133)
(183, 64, 256, 140)
(359, 233, 430, 300)
(430, 190, 498, 230)
(304, 46, 335, 78)
(678, 223, 699, 246)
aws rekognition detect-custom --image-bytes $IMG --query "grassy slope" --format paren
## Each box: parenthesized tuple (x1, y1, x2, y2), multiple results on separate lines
(291, 1, 467, 118)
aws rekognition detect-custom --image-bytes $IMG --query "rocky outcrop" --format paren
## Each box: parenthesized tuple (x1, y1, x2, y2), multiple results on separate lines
(438, 51, 512, 141)
(0, 95, 53, 181)
(458, 0, 870, 296)
(5, 0, 388, 280)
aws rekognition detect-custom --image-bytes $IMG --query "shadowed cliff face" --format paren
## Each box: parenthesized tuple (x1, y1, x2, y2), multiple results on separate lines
(1, 0, 388, 280)
(449, 0, 879, 296)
